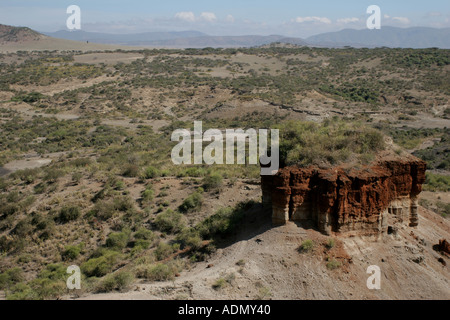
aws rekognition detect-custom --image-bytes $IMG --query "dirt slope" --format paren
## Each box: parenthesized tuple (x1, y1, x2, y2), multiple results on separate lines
(76, 205, 450, 300)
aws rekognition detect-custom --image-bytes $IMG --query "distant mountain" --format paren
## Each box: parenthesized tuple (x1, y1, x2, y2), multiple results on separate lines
(307, 27, 450, 49)
(0, 24, 47, 43)
(3, 23, 450, 50)
(44, 30, 308, 48)
(139, 35, 308, 48)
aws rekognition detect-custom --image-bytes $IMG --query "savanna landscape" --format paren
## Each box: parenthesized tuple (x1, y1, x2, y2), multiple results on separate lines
(0, 24, 449, 300)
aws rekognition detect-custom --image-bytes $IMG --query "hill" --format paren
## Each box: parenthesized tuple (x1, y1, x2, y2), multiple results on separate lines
(0, 24, 138, 52)
(307, 27, 450, 49)
(0, 24, 47, 44)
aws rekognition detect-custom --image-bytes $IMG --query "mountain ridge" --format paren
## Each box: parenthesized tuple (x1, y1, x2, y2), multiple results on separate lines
(2, 23, 450, 49)
(306, 26, 450, 49)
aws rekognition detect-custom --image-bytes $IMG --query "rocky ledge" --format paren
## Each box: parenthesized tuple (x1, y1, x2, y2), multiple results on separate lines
(261, 158, 427, 236)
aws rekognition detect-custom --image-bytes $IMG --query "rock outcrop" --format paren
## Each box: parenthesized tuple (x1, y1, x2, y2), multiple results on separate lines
(438, 239, 450, 255)
(261, 158, 427, 235)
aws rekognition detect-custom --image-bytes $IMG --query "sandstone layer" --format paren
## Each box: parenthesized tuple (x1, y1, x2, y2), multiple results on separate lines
(261, 158, 427, 235)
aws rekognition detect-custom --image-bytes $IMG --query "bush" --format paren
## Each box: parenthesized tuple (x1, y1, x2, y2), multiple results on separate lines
(299, 240, 314, 253)
(92, 196, 134, 221)
(423, 172, 450, 192)
(81, 251, 120, 277)
(202, 173, 223, 191)
(13, 91, 44, 103)
(95, 272, 134, 293)
(58, 206, 81, 223)
(212, 278, 227, 290)
(11, 218, 33, 237)
(179, 190, 203, 213)
(62, 245, 81, 261)
(70, 158, 92, 167)
(134, 228, 155, 241)
(6, 283, 36, 300)
(135, 262, 180, 281)
(326, 259, 341, 270)
(43, 169, 64, 183)
(154, 209, 185, 234)
(326, 238, 335, 249)
(9, 264, 69, 300)
(0, 268, 24, 290)
(176, 228, 203, 249)
(142, 187, 155, 203)
(154, 242, 178, 261)
(105, 230, 130, 250)
(141, 166, 161, 179)
(195, 201, 253, 239)
(122, 164, 139, 177)
(277, 120, 385, 167)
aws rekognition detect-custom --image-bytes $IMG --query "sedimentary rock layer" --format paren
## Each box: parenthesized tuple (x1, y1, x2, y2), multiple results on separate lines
(261, 159, 427, 235)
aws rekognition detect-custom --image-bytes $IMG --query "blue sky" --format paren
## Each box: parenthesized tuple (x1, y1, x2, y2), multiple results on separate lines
(1, 0, 449, 37)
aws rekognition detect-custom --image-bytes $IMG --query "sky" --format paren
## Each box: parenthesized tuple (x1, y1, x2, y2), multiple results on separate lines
(0, 0, 449, 38)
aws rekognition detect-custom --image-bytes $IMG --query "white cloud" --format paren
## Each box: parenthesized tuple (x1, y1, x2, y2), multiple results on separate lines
(392, 16, 410, 24)
(384, 14, 390, 19)
(175, 11, 196, 22)
(295, 16, 331, 24)
(225, 14, 235, 23)
(200, 12, 217, 22)
(337, 17, 359, 24)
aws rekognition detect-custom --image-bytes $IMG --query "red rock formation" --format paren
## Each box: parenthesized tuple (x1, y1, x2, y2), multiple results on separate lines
(261, 158, 427, 235)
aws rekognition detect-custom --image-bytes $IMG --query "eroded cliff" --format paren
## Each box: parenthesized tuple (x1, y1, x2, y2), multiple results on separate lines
(261, 158, 427, 235)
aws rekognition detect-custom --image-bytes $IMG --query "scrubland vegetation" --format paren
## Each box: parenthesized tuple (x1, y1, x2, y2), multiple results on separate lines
(0, 46, 448, 299)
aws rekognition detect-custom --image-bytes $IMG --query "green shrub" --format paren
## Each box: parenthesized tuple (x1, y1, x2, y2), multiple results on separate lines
(141, 166, 161, 179)
(299, 240, 314, 253)
(6, 283, 36, 300)
(176, 228, 203, 249)
(134, 228, 155, 241)
(154, 242, 177, 261)
(0, 267, 24, 290)
(43, 169, 64, 183)
(62, 245, 81, 261)
(277, 120, 385, 167)
(105, 230, 130, 250)
(202, 173, 223, 191)
(195, 201, 253, 239)
(81, 250, 120, 277)
(122, 164, 139, 177)
(326, 259, 341, 270)
(326, 238, 335, 249)
(135, 262, 180, 281)
(179, 191, 203, 213)
(142, 188, 155, 203)
(92, 196, 134, 221)
(95, 272, 134, 293)
(154, 209, 185, 234)
(11, 218, 33, 237)
(58, 205, 81, 223)
(212, 278, 227, 290)
(70, 158, 92, 167)
(9, 263, 69, 300)
(12, 91, 45, 103)
(423, 172, 450, 192)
